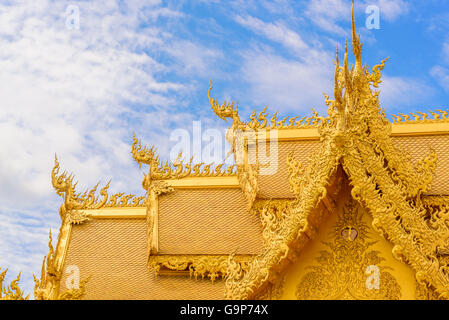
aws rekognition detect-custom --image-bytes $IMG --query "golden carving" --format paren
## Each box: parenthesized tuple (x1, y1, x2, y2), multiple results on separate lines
(296, 199, 401, 300)
(33, 231, 89, 300)
(0, 268, 29, 300)
(251, 199, 292, 217)
(52, 155, 145, 225)
(132, 134, 236, 180)
(207, 85, 260, 209)
(149, 255, 253, 283)
(247, 107, 324, 130)
(208, 79, 324, 131)
(146, 180, 174, 257)
(208, 80, 243, 130)
(422, 195, 449, 208)
(225, 1, 449, 300)
(391, 109, 449, 124)
(12, 0, 446, 301)
(236, 163, 259, 210)
(415, 280, 441, 300)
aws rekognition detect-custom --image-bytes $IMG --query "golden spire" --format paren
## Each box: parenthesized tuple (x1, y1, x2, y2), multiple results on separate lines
(351, 0, 363, 75)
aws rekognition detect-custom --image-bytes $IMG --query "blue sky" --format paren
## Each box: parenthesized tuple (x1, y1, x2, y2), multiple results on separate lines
(0, 0, 448, 297)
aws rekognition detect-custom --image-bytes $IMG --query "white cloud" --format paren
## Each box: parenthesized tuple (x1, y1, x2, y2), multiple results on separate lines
(233, 14, 334, 113)
(234, 15, 309, 53)
(163, 40, 223, 77)
(305, 0, 351, 35)
(378, 75, 436, 110)
(305, 0, 409, 35)
(373, 0, 409, 22)
(240, 50, 333, 114)
(430, 66, 449, 92)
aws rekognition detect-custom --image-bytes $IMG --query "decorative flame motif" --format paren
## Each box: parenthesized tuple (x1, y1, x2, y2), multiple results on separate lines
(391, 109, 449, 124)
(131, 133, 236, 180)
(225, 1, 449, 300)
(246, 107, 324, 130)
(33, 230, 89, 300)
(208, 80, 243, 126)
(52, 155, 144, 224)
(0, 268, 29, 300)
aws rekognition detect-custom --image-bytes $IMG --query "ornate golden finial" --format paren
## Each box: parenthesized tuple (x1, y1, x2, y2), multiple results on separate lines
(351, 0, 363, 74)
(208, 79, 242, 126)
(0, 268, 29, 300)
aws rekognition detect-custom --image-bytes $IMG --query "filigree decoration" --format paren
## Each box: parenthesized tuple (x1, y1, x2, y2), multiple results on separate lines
(57, 277, 90, 300)
(132, 133, 236, 180)
(149, 255, 253, 283)
(421, 195, 449, 208)
(334, 6, 449, 298)
(209, 79, 325, 131)
(208, 80, 244, 129)
(391, 109, 449, 124)
(149, 180, 174, 196)
(33, 231, 89, 300)
(33, 230, 60, 300)
(0, 268, 29, 300)
(225, 1, 449, 300)
(415, 280, 441, 300)
(52, 156, 145, 225)
(296, 199, 401, 300)
(246, 107, 325, 130)
(257, 200, 292, 247)
(251, 199, 292, 216)
(237, 163, 259, 210)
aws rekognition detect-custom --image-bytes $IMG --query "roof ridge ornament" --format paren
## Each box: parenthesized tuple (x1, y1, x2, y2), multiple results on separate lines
(131, 133, 237, 181)
(52, 155, 144, 224)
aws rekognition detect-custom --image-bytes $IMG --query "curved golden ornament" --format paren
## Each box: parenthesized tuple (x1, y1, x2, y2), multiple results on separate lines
(391, 109, 449, 124)
(52, 155, 145, 225)
(148, 255, 253, 283)
(33, 231, 89, 300)
(132, 133, 237, 180)
(0, 268, 29, 300)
